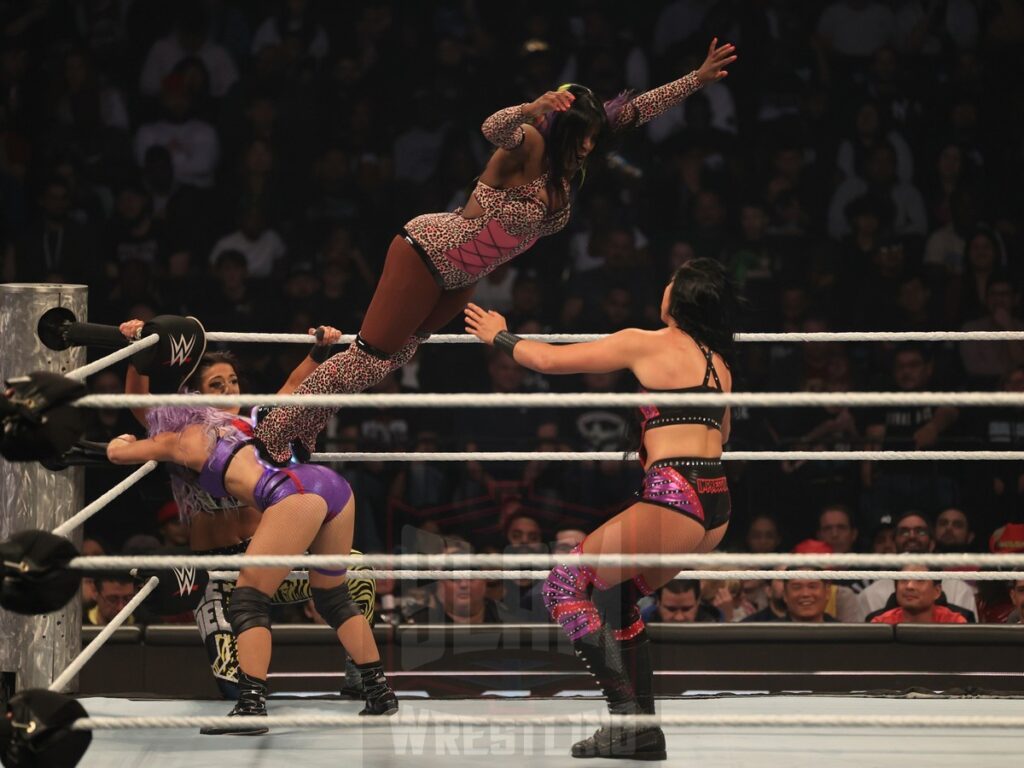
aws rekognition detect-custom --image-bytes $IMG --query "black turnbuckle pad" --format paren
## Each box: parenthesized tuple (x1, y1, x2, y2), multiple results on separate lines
(0, 531, 81, 616)
(0, 689, 91, 767)
(36, 308, 77, 352)
(37, 308, 128, 352)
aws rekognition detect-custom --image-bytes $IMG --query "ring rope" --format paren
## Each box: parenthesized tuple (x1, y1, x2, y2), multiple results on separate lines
(204, 330, 1024, 344)
(74, 391, 1024, 409)
(58, 329, 1024, 383)
(67, 552, 1024, 571)
(68, 712, 1024, 731)
(311, 450, 1024, 462)
(51, 461, 158, 537)
(48, 576, 159, 692)
(65, 334, 159, 381)
(197, 569, 1024, 581)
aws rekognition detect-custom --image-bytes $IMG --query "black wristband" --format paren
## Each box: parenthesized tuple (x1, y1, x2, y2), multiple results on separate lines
(493, 330, 522, 357)
(309, 344, 334, 364)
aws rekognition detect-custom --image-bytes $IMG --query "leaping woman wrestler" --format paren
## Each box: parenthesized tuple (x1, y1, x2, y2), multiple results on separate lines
(253, 39, 737, 464)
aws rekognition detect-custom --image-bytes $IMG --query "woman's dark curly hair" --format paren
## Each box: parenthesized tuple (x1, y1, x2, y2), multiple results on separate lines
(666, 257, 737, 364)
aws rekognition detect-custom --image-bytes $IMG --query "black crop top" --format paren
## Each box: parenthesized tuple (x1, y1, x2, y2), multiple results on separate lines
(638, 343, 725, 463)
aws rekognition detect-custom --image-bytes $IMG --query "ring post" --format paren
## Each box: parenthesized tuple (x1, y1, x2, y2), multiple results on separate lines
(0, 284, 87, 696)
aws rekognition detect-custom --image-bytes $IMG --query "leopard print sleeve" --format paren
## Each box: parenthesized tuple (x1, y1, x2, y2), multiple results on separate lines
(481, 104, 530, 150)
(610, 71, 702, 130)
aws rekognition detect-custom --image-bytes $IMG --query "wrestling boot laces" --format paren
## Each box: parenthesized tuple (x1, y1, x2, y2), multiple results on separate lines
(571, 626, 666, 761)
(356, 660, 399, 716)
(200, 672, 269, 735)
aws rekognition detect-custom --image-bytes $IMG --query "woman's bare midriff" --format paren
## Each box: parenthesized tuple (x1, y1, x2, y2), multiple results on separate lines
(642, 423, 723, 469)
(219, 445, 264, 510)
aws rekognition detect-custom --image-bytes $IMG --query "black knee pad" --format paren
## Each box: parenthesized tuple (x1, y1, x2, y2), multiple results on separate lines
(227, 586, 272, 636)
(311, 584, 363, 630)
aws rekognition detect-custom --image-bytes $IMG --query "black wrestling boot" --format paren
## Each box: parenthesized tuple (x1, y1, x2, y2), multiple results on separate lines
(200, 671, 269, 735)
(620, 630, 656, 715)
(338, 657, 364, 699)
(570, 625, 666, 761)
(356, 660, 399, 716)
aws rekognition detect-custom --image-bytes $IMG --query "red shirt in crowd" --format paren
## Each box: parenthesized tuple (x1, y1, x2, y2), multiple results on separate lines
(871, 605, 967, 624)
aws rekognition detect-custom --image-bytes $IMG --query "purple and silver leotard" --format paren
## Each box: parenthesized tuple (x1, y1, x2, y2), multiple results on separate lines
(198, 428, 352, 522)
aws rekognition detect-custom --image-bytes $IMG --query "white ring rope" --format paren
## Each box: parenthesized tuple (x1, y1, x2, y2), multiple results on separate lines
(49, 576, 159, 692)
(312, 450, 1024, 462)
(65, 334, 159, 381)
(61, 329, 1024, 383)
(205, 330, 1024, 344)
(51, 461, 158, 537)
(75, 391, 1024, 409)
(203, 569, 1023, 581)
(68, 552, 1024, 571)
(68, 712, 1024, 731)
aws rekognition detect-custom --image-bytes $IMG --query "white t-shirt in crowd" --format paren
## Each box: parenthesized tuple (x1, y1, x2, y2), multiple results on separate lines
(140, 35, 239, 98)
(210, 229, 286, 279)
(134, 119, 220, 188)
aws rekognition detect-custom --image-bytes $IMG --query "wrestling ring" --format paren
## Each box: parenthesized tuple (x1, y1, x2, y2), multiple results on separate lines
(2, 284, 1024, 766)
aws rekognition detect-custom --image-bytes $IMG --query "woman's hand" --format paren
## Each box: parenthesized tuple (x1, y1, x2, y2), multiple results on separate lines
(308, 326, 342, 345)
(696, 38, 737, 85)
(106, 434, 137, 463)
(119, 319, 144, 341)
(464, 303, 508, 345)
(523, 90, 575, 119)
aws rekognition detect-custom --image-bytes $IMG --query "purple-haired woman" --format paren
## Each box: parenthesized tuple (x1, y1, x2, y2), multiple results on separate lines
(254, 38, 737, 463)
(119, 319, 374, 704)
(107, 406, 398, 734)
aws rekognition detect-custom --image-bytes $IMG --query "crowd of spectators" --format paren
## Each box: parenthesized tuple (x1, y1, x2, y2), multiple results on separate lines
(1, 1, 1021, 625)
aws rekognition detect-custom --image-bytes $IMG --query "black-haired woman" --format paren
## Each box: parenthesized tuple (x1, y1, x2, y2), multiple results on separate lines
(254, 40, 737, 463)
(466, 257, 735, 760)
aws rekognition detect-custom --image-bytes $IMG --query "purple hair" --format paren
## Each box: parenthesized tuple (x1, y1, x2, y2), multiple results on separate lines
(145, 405, 238, 436)
(602, 92, 633, 130)
(146, 406, 245, 525)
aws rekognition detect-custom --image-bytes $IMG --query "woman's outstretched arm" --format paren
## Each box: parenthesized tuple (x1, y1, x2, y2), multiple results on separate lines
(278, 325, 343, 394)
(608, 38, 736, 130)
(464, 303, 643, 375)
(120, 319, 152, 427)
(106, 432, 182, 465)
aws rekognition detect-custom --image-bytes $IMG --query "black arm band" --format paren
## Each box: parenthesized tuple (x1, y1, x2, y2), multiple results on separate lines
(493, 330, 522, 357)
(308, 344, 334, 364)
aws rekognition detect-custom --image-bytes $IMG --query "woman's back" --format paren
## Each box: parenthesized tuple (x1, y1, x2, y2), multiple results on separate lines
(632, 327, 732, 463)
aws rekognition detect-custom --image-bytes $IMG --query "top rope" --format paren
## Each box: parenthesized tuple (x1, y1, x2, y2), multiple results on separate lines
(204, 330, 1024, 344)
(75, 391, 1024, 409)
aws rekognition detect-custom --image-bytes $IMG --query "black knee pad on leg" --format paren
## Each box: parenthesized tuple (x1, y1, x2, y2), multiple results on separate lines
(227, 586, 272, 635)
(312, 584, 363, 630)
